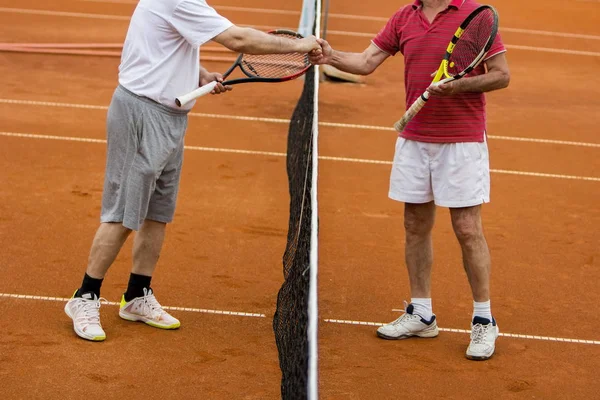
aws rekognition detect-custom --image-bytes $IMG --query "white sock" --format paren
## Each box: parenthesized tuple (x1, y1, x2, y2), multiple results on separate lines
(473, 300, 492, 322)
(411, 298, 433, 321)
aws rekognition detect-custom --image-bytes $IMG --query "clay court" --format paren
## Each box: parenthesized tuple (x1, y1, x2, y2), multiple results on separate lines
(0, 0, 599, 398)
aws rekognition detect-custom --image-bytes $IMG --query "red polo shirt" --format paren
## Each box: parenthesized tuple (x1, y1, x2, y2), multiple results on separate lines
(372, 0, 506, 143)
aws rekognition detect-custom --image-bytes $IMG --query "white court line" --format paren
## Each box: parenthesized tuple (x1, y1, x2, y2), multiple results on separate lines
(1, 8, 599, 57)
(0, 7, 130, 20)
(505, 45, 600, 57)
(77, 1, 600, 41)
(0, 293, 266, 318)
(1, 131, 599, 182)
(1, 292, 598, 345)
(324, 319, 600, 345)
(1, 99, 599, 149)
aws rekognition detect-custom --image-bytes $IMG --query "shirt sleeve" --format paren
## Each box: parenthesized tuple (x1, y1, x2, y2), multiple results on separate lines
(484, 32, 506, 60)
(372, 13, 401, 56)
(171, 0, 234, 47)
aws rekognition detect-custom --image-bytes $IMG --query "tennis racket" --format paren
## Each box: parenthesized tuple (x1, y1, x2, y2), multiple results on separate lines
(175, 29, 311, 107)
(393, 5, 499, 132)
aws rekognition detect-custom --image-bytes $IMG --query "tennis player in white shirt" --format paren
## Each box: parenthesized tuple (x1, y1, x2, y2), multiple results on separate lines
(64, 0, 321, 342)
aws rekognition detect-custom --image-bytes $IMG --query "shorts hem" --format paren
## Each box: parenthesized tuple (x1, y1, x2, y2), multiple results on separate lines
(434, 197, 490, 208)
(145, 215, 173, 224)
(388, 192, 434, 204)
(100, 215, 123, 224)
(100, 215, 139, 231)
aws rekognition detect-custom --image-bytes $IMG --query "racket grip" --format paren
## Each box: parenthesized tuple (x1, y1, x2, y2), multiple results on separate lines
(393, 92, 430, 133)
(175, 81, 219, 107)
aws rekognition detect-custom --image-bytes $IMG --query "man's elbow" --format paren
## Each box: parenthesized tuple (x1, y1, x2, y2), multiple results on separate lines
(214, 26, 248, 53)
(361, 57, 379, 76)
(362, 64, 376, 76)
(499, 70, 510, 89)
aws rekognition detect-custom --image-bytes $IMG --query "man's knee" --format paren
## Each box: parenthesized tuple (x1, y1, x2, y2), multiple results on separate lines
(404, 202, 435, 237)
(451, 208, 484, 244)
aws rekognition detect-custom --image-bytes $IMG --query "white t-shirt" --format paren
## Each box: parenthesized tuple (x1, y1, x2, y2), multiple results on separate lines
(119, 0, 233, 110)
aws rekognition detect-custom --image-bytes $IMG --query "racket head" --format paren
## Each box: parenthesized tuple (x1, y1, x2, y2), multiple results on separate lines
(237, 30, 311, 81)
(444, 5, 499, 78)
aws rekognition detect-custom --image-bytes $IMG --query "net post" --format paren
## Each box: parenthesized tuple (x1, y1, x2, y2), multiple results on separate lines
(274, 1, 320, 399)
(308, 1, 321, 398)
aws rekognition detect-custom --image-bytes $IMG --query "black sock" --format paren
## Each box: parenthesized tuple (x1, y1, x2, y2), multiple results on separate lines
(76, 273, 103, 298)
(124, 273, 152, 302)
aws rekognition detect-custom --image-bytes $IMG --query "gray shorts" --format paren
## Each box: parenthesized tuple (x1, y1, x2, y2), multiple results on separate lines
(101, 85, 189, 231)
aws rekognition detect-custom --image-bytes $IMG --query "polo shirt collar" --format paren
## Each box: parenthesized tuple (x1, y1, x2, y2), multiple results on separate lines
(412, 0, 465, 10)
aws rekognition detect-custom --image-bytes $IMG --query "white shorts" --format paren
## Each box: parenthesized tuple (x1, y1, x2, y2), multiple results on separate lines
(388, 137, 490, 208)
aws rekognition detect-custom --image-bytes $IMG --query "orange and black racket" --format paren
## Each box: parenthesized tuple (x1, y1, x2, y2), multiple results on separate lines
(176, 30, 311, 107)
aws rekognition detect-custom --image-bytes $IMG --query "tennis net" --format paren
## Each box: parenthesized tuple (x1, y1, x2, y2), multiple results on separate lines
(272, 0, 320, 399)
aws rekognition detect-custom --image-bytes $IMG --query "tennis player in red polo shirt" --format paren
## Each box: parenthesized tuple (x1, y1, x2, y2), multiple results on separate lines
(310, 0, 510, 360)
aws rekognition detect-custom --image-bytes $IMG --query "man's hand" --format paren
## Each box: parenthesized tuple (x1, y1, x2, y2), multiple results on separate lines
(308, 38, 332, 65)
(296, 35, 323, 55)
(199, 69, 232, 95)
(427, 81, 458, 97)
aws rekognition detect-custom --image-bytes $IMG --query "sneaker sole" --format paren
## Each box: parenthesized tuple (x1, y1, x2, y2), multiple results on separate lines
(64, 303, 106, 342)
(119, 310, 181, 330)
(376, 328, 439, 340)
(465, 352, 494, 361)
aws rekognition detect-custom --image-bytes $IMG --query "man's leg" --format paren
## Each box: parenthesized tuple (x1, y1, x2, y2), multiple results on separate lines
(450, 205, 499, 360)
(65, 86, 143, 341)
(64, 222, 131, 341)
(85, 222, 132, 283)
(122, 219, 166, 301)
(118, 218, 180, 329)
(404, 201, 436, 301)
(376, 201, 439, 340)
(450, 205, 490, 303)
(115, 97, 186, 330)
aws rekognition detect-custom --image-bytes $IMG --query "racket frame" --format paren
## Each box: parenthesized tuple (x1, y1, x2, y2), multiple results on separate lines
(175, 29, 311, 107)
(394, 5, 499, 133)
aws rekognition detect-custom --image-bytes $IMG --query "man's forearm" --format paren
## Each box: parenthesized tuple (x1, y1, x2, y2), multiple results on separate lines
(454, 69, 510, 93)
(229, 28, 297, 54)
(199, 65, 209, 77)
(329, 50, 373, 75)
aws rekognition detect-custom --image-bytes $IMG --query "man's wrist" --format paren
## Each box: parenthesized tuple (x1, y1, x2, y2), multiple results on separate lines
(451, 79, 464, 94)
(328, 49, 339, 66)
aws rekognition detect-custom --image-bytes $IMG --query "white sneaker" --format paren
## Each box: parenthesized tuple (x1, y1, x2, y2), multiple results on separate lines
(64, 291, 106, 342)
(466, 317, 499, 360)
(119, 288, 180, 329)
(377, 302, 439, 340)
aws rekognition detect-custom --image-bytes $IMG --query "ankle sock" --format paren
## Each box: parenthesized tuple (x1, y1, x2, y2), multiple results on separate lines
(76, 273, 103, 298)
(473, 300, 492, 321)
(411, 298, 433, 321)
(124, 273, 152, 302)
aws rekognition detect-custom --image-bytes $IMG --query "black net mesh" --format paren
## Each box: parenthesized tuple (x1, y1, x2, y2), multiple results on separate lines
(272, 66, 316, 400)
(448, 8, 496, 75)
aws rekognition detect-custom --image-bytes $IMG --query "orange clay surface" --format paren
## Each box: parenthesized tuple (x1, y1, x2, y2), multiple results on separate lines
(0, 0, 599, 399)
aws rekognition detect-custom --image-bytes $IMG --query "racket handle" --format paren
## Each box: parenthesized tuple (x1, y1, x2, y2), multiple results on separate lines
(393, 92, 430, 133)
(175, 81, 219, 107)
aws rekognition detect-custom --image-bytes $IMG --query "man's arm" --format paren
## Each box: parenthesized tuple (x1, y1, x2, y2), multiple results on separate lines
(213, 26, 321, 55)
(309, 39, 390, 75)
(427, 53, 510, 96)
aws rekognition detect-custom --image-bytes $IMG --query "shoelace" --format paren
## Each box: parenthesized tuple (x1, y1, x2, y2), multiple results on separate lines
(470, 323, 491, 344)
(140, 291, 165, 320)
(391, 301, 420, 326)
(73, 297, 106, 326)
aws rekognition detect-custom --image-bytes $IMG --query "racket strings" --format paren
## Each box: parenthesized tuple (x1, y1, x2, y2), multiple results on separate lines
(241, 33, 310, 79)
(448, 9, 496, 76)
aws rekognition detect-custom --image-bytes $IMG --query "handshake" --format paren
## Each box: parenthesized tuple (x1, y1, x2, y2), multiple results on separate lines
(297, 37, 333, 65)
